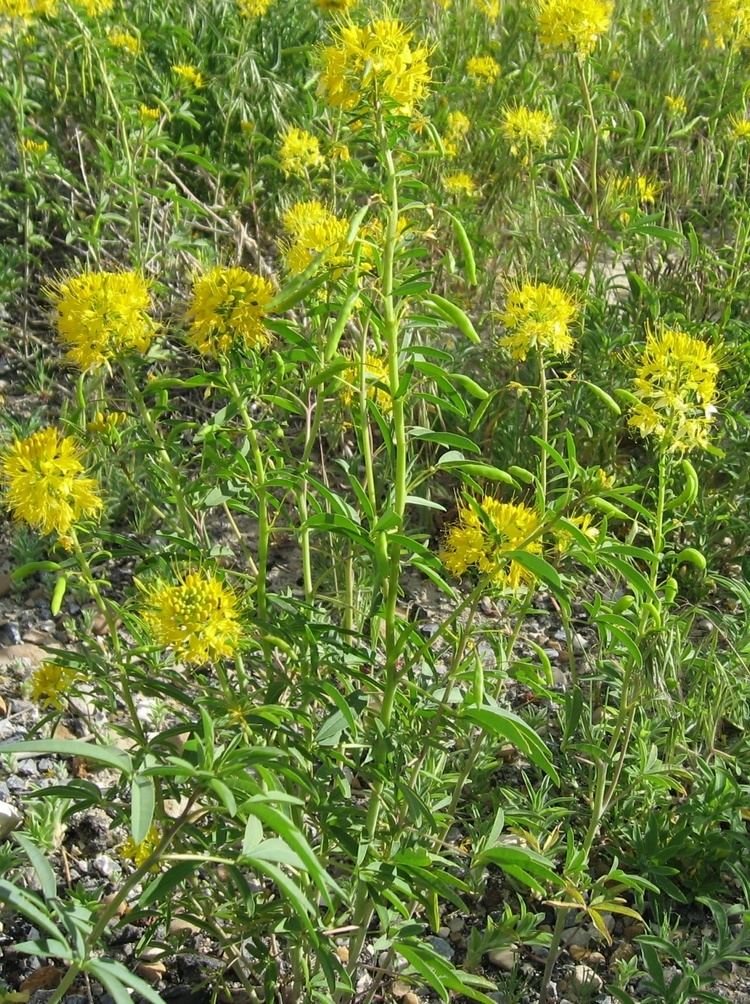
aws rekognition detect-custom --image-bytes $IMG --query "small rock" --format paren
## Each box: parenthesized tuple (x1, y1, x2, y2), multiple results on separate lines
(0, 571, 13, 598)
(623, 919, 646, 939)
(142, 946, 167, 961)
(0, 643, 47, 668)
(425, 936, 453, 961)
(437, 925, 450, 939)
(609, 941, 636, 968)
(561, 925, 593, 948)
(335, 945, 349, 964)
(0, 799, 23, 839)
(0, 622, 22, 646)
(487, 947, 519, 971)
(447, 916, 465, 933)
(403, 995, 419, 1004)
(170, 917, 201, 937)
(136, 961, 166, 983)
(391, 981, 411, 998)
(20, 966, 62, 992)
(570, 964, 603, 993)
(92, 854, 118, 878)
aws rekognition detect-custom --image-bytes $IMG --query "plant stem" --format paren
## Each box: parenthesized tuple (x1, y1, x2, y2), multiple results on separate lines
(539, 906, 568, 1004)
(538, 349, 549, 506)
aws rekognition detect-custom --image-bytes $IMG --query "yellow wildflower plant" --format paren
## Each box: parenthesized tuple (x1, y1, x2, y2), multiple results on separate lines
(466, 54, 501, 83)
(536, 0, 614, 56)
(88, 411, 127, 436)
(280, 200, 350, 276)
(20, 137, 48, 156)
(629, 324, 721, 453)
(443, 172, 478, 196)
(28, 663, 80, 710)
(340, 351, 392, 414)
(707, 0, 750, 47)
(446, 110, 470, 140)
(237, 0, 274, 15)
(500, 281, 579, 360)
(76, 0, 113, 14)
(120, 825, 161, 870)
(729, 113, 750, 139)
(108, 29, 140, 54)
(606, 172, 660, 223)
(315, 0, 356, 10)
(499, 105, 555, 159)
(141, 570, 243, 665)
(440, 497, 543, 591)
(278, 127, 325, 176)
(554, 512, 600, 554)
(0, 0, 57, 19)
(186, 266, 275, 358)
(46, 270, 156, 371)
(139, 104, 161, 122)
(473, 0, 500, 16)
(319, 18, 431, 116)
(0, 428, 102, 537)
(664, 94, 688, 117)
(172, 63, 205, 89)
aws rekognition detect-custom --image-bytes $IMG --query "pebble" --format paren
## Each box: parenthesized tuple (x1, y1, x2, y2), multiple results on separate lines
(0, 643, 47, 668)
(0, 622, 22, 646)
(487, 947, 519, 970)
(570, 964, 603, 992)
(425, 936, 453, 961)
(0, 798, 24, 840)
(446, 916, 465, 933)
(403, 995, 419, 1004)
(0, 572, 12, 598)
(92, 854, 119, 878)
(561, 924, 593, 948)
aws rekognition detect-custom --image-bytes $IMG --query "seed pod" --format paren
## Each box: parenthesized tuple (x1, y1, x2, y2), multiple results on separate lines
(676, 547, 707, 571)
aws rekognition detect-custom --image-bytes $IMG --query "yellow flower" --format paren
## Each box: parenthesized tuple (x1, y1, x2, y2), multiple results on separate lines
(500, 282, 578, 360)
(664, 94, 688, 117)
(120, 825, 161, 870)
(76, 0, 112, 14)
(473, 0, 499, 15)
(555, 513, 600, 554)
(340, 351, 391, 413)
(141, 570, 242, 665)
(0, 0, 57, 19)
(729, 113, 750, 139)
(443, 172, 478, 196)
(440, 497, 543, 590)
(186, 266, 275, 358)
(606, 173, 660, 223)
(330, 142, 351, 161)
(237, 0, 273, 14)
(499, 105, 555, 158)
(139, 104, 161, 122)
(707, 0, 750, 48)
(280, 200, 350, 276)
(536, 0, 614, 56)
(20, 137, 48, 156)
(172, 63, 204, 89)
(466, 54, 500, 83)
(279, 127, 325, 176)
(315, 0, 356, 10)
(46, 271, 156, 371)
(88, 410, 126, 436)
(0, 428, 102, 536)
(28, 663, 80, 710)
(108, 29, 140, 54)
(319, 18, 431, 116)
(628, 324, 721, 453)
(446, 110, 470, 139)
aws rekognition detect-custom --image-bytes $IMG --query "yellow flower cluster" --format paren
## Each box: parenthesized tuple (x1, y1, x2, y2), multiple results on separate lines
(28, 663, 80, 710)
(140, 104, 161, 122)
(629, 324, 721, 453)
(0, 428, 102, 536)
(664, 94, 688, 117)
(120, 825, 161, 870)
(47, 270, 156, 371)
(108, 29, 140, 54)
(186, 266, 275, 358)
(441, 497, 542, 590)
(281, 200, 349, 275)
(20, 138, 48, 156)
(707, 0, 750, 47)
(141, 570, 242, 665)
(319, 18, 431, 116)
(78, 0, 113, 14)
(500, 106, 555, 159)
(0, 0, 56, 21)
(279, 127, 325, 176)
(443, 172, 478, 196)
(237, 0, 274, 15)
(315, 0, 356, 10)
(466, 55, 500, 83)
(500, 282, 578, 360)
(88, 411, 127, 436)
(729, 113, 750, 139)
(340, 351, 392, 414)
(172, 64, 204, 89)
(606, 173, 660, 223)
(536, 0, 614, 56)
(473, 0, 500, 16)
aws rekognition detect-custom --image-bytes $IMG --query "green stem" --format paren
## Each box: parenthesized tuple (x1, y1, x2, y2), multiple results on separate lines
(538, 349, 549, 506)
(539, 907, 569, 1004)
(650, 447, 668, 588)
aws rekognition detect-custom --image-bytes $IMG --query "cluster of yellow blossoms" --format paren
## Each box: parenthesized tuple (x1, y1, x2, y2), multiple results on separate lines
(707, 0, 750, 47)
(0, 0, 110, 18)
(319, 18, 431, 116)
(340, 351, 392, 414)
(441, 497, 542, 590)
(46, 271, 156, 372)
(120, 825, 161, 870)
(281, 200, 350, 275)
(172, 64, 204, 89)
(278, 127, 325, 176)
(499, 106, 555, 160)
(629, 324, 721, 453)
(466, 55, 501, 84)
(0, 428, 102, 537)
(499, 282, 579, 360)
(141, 570, 242, 665)
(28, 663, 80, 710)
(536, 0, 614, 55)
(443, 172, 478, 197)
(186, 266, 275, 358)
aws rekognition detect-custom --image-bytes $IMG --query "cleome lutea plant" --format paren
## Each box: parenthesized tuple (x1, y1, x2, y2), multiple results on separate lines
(1, 3, 750, 1004)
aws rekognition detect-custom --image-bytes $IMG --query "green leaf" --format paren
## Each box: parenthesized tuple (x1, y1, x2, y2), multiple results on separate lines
(411, 428, 481, 453)
(462, 706, 559, 783)
(0, 881, 67, 941)
(131, 772, 156, 846)
(0, 740, 132, 775)
(137, 860, 198, 911)
(246, 857, 316, 934)
(502, 550, 563, 593)
(473, 845, 560, 896)
(13, 834, 56, 900)
(89, 958, 167, 1004)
